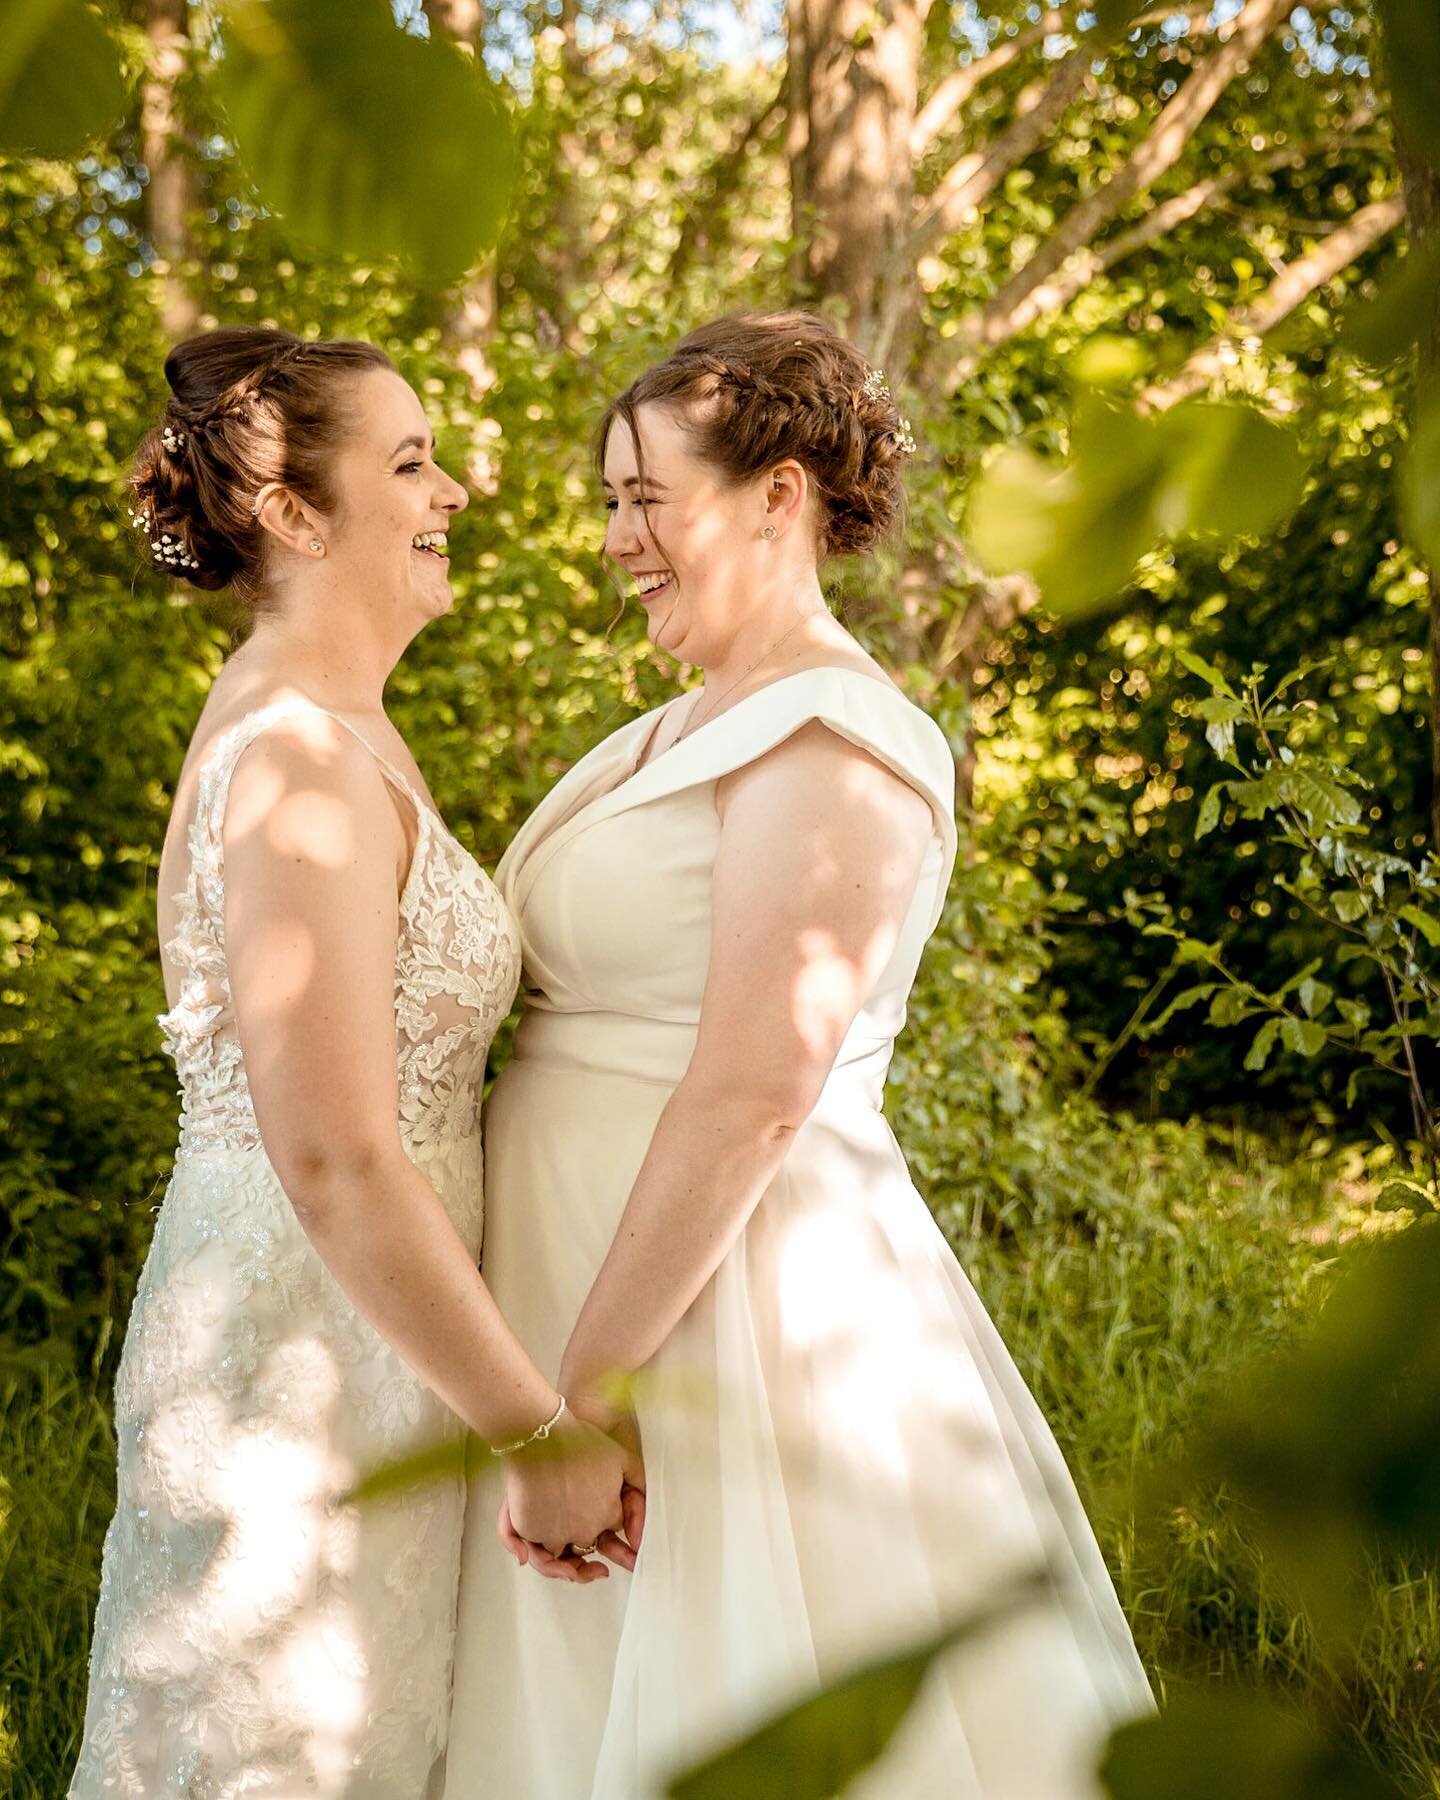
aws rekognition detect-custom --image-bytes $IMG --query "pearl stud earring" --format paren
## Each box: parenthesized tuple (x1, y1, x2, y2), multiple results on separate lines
(308, 538, 324, 553)
(762, 525, 777, 540)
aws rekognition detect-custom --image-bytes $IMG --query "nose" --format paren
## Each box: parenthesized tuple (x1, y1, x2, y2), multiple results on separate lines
(605, 500, 643, 563)
(438, 467, 469, 515)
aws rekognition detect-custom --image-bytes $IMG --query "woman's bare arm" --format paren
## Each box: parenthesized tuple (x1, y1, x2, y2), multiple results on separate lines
(556, 721, 934, 1422)
(223, 712, 629, 1534)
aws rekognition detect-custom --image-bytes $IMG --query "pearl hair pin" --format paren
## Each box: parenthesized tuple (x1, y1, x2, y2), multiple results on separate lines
(160, 425, 186, 453)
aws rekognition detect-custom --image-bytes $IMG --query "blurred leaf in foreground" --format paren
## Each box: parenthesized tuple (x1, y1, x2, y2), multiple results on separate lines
(1101, 1687, 1405, 1800)
(667, 1575, 1045, 1800)
(215, 0, 517, 283)
(967, 398, 1306, 618)
(0, 0, 129, 157)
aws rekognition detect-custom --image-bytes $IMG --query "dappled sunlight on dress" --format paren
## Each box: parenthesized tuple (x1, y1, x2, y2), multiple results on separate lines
(444, 666, 1154, 1800)
(70, 698, 520, 1799)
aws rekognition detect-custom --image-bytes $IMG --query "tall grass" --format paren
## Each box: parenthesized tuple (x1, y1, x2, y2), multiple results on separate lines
(2, 1119, 1436, 1794)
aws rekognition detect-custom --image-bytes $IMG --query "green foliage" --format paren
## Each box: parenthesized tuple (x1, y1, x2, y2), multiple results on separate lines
(215, 0, 517, 281)
(0, 0, 130, 158)
(967, 397, 1308, 617)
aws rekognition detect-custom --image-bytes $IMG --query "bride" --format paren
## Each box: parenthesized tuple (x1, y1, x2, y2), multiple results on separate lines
(443, 312, 1155, 1798)
(71, 326, 639, 1798)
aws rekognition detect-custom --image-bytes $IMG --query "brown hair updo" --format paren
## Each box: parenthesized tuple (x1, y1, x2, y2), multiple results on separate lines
(595, 312, 913, 560)
(128, 327, 395, 607)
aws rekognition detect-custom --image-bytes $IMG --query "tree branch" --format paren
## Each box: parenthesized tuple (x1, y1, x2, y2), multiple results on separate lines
(668, 84, 786, 283)
(1139, 194, 1405, 410)
(911, 10, 1066, 159)
(910, 2, 1214, 256)
(936, 0, 1292, 390)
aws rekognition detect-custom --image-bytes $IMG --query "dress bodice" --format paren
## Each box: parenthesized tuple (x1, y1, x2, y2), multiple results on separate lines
(493, 667, 958, 1096)
(158, 698, 522, 1158)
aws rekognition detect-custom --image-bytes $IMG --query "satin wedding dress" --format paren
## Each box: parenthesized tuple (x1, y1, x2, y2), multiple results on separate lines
(71, 697, 521, 1799)
(444, 667, 1153, 1799)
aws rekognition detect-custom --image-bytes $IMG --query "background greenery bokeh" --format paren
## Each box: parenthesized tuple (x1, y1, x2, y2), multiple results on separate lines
(3, 0, 1439, 1793)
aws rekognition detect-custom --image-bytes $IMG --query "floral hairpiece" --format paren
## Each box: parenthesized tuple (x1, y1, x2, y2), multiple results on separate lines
(161, 425, 186, 453)
(861, 367, 917, 455)
(126, 503, 200, 572)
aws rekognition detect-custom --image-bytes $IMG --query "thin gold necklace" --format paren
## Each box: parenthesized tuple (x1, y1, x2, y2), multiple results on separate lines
(668, 613, 819, 752)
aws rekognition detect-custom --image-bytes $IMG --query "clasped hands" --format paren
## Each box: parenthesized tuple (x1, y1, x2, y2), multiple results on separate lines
(497, 1396, 645, 1586)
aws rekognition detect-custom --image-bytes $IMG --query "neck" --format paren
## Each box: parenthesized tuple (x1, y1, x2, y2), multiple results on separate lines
(234, 587, 410, 714)
(701, 574, 834, 695)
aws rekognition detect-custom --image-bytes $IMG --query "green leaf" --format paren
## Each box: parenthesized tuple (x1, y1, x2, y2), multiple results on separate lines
(1280, 1017, 1326, 1058)
(1244, 1017, 1282, 1071)
(214, 0, 517, 282)
(1297, 977, 1333, 1020)
(1333, 890, 1369, 924)
(1175, 648, 1236, 696)
(1154, 404, 1308, 545)
(1101, 1686, 1405, 1800)
(0, 0, 129, 157)
(1209, 985, 1253, 1027)
(1398, 902, 1440, 947)
(668, 1579, 1044, 1799)
(1195, 784, 1225, 840)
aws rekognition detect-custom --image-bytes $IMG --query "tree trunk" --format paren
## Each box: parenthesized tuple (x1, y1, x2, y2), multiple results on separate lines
(787, 0, 926, 363)
(1395, 131, 1440, 847)
(142, 0, 198, 342)
(424, 0, 500, 492)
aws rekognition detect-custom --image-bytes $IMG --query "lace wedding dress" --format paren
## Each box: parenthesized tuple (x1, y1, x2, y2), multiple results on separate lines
(71, 698, 521, 1799)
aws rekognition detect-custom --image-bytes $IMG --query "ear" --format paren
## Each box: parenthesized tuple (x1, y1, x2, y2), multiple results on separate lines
(254, 486, 328, 558)
(761, 459, 809, 538)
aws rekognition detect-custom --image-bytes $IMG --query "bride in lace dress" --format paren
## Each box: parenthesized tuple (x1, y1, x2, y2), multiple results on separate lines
(71, 329, 639, 1800)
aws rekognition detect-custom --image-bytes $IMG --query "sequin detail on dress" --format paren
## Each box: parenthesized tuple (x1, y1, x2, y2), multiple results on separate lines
(71, 699, 521, 1799)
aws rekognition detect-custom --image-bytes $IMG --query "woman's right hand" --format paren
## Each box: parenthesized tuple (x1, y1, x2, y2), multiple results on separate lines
(498, 1410, 644, 1582)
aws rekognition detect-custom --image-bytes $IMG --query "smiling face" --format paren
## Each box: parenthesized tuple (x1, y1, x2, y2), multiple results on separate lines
(602, 403, 795, 668)
(317, 368, 469, 632)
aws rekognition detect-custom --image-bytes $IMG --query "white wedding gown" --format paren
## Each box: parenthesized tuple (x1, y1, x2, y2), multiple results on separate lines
(444, 667, 1154, 1799)
(71, 698, 521, 1799)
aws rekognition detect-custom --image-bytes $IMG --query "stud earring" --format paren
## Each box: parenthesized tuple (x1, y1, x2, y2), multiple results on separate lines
(761, 525, 777, 540)
(308, 538, 324, 553)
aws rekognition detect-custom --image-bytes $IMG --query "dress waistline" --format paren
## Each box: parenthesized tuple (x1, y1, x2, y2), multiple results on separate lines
(510, 1007, 894, 1107)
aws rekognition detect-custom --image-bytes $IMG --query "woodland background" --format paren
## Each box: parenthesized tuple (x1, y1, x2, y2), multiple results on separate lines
(2, 0, 1440, 1793)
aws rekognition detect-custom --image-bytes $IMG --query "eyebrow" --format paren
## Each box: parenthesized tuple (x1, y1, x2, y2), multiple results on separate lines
(603, 475, 670, 492)
(389, 434, 434, 458)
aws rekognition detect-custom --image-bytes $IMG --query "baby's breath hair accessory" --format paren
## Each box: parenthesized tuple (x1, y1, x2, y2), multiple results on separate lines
(127, 504, 199, 571)
(860, 365, 917, 455)
(160, 424, 187, 453)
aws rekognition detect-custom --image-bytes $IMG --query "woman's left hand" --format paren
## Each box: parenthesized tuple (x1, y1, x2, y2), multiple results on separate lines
(498, 1479, 646, 1581)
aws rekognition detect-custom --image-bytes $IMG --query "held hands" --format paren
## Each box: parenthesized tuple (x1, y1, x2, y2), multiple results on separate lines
(497, 1403, 645, 1585)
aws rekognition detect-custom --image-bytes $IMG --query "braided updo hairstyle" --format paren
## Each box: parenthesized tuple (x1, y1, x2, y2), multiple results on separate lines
(596, 312, 914, 560)
(128, 327, 395, 607)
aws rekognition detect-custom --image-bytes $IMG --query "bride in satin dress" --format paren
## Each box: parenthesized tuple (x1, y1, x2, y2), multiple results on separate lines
(444, 312, 1154, 1798)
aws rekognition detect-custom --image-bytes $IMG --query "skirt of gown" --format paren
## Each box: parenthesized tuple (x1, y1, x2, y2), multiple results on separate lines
(70, 1131, 483, 1800)
(444, 1013, 1154, 1800)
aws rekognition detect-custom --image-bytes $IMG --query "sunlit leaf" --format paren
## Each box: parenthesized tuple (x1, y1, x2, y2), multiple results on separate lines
(667, 1578, 1044, 1800)
(1156, 404, 1307, 544)
(969, 400, 1306, 619)
(1399, 903, 1440, 947)
(1244, 1016, 1281, 1071)
(214, 0, 516, 282)
(0, 0, 128, 157)
(1101, 1687, 1404, 1800)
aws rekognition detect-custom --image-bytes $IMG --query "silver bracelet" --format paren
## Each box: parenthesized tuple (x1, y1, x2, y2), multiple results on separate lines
(490, 1394, 567, 1457)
